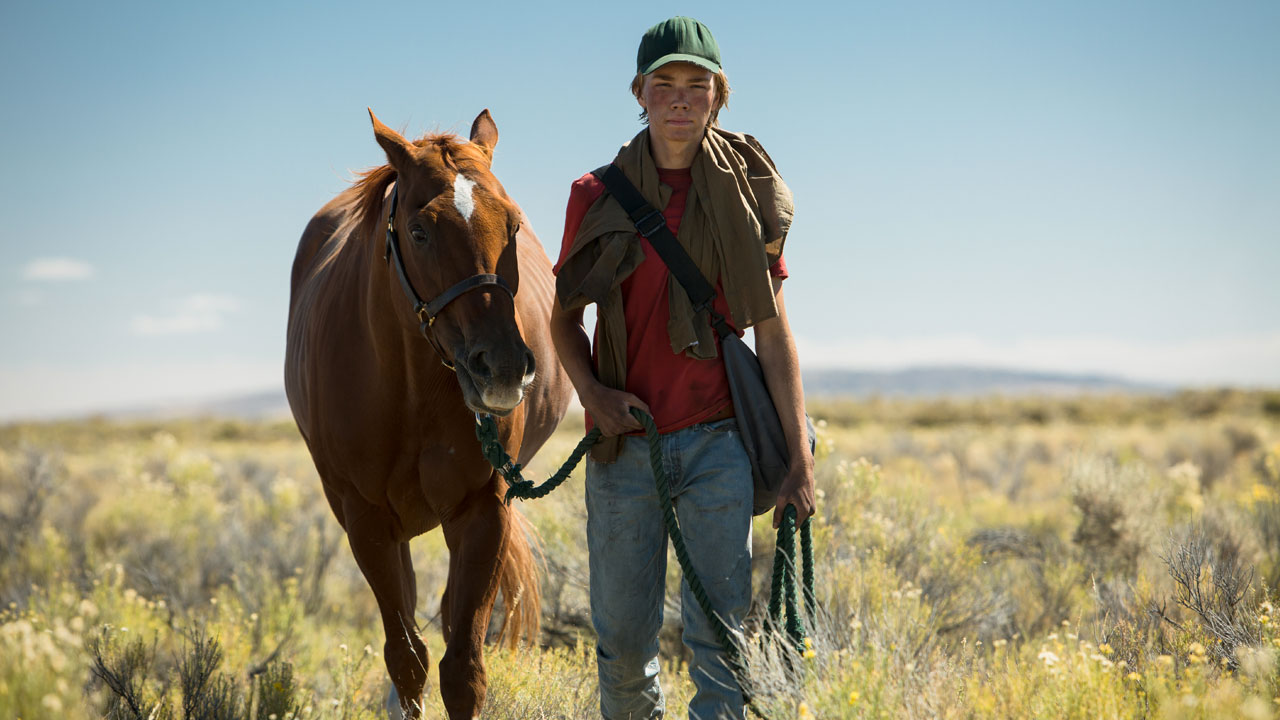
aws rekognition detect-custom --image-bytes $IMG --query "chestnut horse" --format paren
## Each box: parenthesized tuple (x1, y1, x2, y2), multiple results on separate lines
(285, 109, 571, 718)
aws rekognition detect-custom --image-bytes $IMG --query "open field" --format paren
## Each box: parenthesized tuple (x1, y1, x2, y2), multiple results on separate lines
(3, 389, 1280, 719)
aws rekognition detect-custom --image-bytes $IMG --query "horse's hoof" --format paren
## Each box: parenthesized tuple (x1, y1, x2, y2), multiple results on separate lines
(386, 684, 405, 720)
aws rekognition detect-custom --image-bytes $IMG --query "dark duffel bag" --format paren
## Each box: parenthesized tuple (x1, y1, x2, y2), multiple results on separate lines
(720, 328, 816, 515)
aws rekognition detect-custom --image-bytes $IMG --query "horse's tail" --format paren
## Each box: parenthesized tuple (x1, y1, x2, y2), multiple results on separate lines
(496, 505, 541, 648)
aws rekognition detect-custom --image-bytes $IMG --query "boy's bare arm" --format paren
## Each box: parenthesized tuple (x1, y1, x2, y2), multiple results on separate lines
(549, 300, 649, 436)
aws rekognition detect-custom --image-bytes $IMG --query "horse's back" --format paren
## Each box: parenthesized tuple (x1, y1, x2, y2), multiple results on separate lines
(285, 191, 363, 441)
(290, 194, 349, 301)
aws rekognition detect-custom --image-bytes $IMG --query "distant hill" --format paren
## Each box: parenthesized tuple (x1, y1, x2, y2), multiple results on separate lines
(9, 366, 1168, 423)
(105, 389, 292, 421)
(802, 366, 1166, 397)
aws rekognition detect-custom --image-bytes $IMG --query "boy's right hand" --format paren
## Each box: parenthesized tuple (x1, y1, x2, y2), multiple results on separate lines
(582, 383, 650, 436)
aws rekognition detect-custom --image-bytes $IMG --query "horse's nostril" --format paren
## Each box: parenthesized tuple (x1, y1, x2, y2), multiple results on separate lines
(524, 349, 536, 379)
(468, 349, 493, 380)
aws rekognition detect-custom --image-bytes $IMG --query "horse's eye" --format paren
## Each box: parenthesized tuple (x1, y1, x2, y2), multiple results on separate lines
(410, 226, 429, 244)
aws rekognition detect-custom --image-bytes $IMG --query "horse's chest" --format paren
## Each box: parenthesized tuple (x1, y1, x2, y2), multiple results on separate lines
(317, 422, 494, 535)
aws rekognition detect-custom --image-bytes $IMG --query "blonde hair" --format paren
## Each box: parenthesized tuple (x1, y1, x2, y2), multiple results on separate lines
(630, 69, 731, 127)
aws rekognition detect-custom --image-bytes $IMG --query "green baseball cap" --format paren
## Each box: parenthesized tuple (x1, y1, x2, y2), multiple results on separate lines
(637, 16, 722, 76)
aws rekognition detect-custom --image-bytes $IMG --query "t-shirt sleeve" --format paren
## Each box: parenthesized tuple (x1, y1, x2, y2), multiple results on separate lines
(769, 254, 789, 280)
(553, 173, 606, 276)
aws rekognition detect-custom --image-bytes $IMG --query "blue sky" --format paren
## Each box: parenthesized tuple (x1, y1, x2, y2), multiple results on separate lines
(2, 0, 1278, 418)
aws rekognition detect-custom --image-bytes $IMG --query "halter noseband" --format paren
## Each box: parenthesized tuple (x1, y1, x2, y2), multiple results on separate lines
(383, 183, 514, 371)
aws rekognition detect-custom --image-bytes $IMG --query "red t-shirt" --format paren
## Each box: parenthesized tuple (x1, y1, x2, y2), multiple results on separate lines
(554, 168, 788, 434)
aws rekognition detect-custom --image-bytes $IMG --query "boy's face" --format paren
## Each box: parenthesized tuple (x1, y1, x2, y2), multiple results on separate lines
(638, 62, 716, 147)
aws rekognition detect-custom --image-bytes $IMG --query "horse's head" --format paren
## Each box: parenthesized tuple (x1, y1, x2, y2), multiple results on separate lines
(369, 109, 535, 416)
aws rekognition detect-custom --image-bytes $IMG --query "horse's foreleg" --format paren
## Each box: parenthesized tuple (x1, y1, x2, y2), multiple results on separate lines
(343, 495, 428, 718)
(438, 490, 508, 720)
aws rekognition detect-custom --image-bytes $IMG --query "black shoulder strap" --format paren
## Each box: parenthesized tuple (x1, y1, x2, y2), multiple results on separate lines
(592, 164, 732, 337)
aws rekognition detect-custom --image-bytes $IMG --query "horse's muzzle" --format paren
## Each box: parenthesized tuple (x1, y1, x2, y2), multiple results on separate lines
(458, 345, 536, 415)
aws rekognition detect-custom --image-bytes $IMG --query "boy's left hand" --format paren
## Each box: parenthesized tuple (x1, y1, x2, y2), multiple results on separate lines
(773, 464, 816, 529)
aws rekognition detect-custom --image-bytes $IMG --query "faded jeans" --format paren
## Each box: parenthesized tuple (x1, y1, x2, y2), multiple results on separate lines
(586, 417, 753, 720)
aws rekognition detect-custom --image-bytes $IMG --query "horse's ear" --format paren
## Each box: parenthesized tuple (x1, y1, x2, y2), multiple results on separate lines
(470, 109, 498, 157)
(369, 108, 414, 170)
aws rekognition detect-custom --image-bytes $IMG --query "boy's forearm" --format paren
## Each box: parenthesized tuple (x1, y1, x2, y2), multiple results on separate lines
(549, 302, 601, 401)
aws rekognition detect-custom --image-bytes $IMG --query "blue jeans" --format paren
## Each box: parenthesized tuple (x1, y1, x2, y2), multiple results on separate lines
(586, 417, 753, 720)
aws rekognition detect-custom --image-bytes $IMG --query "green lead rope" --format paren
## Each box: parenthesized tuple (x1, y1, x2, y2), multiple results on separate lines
(475, 413, 602, 502)
(475, 408, 816, 718)
(768, 505, 814, 653)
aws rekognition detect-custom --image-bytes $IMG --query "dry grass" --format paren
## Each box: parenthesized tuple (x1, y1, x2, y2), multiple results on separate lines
(2, 391, 1280, 718)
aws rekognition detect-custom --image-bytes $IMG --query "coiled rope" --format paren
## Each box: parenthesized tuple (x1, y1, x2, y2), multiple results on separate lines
(474, 408, 816, 717)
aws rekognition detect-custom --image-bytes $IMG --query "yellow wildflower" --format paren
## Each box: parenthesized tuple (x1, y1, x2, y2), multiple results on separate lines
(1251, 483, 1276, 503)
(848, 691, 859, 705)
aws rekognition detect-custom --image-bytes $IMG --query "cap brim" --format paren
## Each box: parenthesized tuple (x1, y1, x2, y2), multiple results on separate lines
(640, 53, 721, 75)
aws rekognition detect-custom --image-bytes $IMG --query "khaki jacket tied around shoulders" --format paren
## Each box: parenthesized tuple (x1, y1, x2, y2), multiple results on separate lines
(555, 127, 795, 462)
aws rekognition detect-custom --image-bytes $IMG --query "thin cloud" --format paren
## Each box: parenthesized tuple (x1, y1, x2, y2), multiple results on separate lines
(23, 257, 94, 281)
(132, 293, 243, 336)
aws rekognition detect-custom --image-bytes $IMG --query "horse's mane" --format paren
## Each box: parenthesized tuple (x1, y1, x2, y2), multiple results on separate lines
(348, 133, 471, 242)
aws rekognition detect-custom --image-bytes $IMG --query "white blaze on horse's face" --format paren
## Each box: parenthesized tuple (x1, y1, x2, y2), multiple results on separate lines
(452, 174, 477, 222)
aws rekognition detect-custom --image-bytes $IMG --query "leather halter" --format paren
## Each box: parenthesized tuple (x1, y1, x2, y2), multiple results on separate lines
(383, 183, 514, 371)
